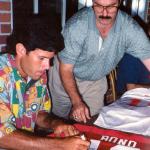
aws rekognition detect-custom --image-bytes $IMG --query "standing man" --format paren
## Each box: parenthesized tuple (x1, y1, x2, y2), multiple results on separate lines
(49, 0, 150, 123)
(0, 16, 90, 150)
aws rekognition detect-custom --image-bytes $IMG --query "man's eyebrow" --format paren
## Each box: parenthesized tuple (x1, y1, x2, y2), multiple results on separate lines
(38, 55, 51, 59)
(94, 2, 118, 6)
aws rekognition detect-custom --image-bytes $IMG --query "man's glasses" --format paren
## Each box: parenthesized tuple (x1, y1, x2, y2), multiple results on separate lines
(93, 2, 119, 13)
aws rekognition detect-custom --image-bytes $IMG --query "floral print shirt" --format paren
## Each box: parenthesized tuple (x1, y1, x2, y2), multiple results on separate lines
(0, 54, 51, 138)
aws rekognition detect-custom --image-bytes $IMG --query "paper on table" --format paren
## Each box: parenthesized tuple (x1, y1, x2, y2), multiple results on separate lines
(89, 139, 101, 150)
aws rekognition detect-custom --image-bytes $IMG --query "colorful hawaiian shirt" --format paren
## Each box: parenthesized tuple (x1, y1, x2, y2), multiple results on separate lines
(0, 54, 51, 138)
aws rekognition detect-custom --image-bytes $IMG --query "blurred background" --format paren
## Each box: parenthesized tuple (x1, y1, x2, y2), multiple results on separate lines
(0, 0, 150, 51)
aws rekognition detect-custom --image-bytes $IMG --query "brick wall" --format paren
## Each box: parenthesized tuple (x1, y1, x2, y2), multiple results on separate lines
(0, 0, 12, 51)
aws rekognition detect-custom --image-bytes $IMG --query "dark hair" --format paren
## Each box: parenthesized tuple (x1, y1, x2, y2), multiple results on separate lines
(4, 15, 64, 55)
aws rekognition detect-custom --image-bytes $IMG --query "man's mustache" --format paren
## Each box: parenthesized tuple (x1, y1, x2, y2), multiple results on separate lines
(99, 16, 112, 19)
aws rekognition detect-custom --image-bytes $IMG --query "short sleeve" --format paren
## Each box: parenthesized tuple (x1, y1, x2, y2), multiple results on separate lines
(58, 10, 88, 65)
(125, 18, 150, 60)
(0, 77, 16, 137)
(59, 23, 83, 64)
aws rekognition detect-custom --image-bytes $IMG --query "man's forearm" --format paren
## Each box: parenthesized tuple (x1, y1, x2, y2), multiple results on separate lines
(36, 112, 64, 130)
(127, 83, 150, 91)
(59, 63, 82, 105)
(0, 130, 57, 150)
(59, 62, 91, 122)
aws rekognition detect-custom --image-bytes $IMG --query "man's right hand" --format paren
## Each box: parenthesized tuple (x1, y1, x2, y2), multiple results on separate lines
(70, 101, 91, 123)
(55, 136, 90, 150)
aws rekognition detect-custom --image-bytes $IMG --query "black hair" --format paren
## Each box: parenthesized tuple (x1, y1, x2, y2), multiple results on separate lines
(4, 15, 64, 55)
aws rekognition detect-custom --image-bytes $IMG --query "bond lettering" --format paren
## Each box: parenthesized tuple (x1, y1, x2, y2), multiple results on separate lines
(100, 135, 137, 148)
(108, 137, 118, 143)
(101, 136, 109, 141)
(128, 140, 137, 147)
(117, 139, 128, 146)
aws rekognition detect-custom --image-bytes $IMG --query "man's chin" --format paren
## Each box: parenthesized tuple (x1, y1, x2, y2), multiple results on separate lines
(31, 75, 41, 80)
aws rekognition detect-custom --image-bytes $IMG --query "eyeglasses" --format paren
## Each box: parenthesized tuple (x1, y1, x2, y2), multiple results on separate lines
(93, 2, 119, 13)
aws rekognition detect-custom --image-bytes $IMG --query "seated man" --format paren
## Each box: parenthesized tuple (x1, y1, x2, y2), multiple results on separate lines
(116, 53, 150, 95)
(0, 16, 90, 150)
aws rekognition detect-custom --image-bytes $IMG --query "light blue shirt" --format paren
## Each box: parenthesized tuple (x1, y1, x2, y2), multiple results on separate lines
(59, 7, 150, 81)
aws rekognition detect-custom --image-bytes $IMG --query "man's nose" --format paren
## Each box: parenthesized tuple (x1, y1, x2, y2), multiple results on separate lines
(43, 59, 50, 70)
(102, 8, 108, 16)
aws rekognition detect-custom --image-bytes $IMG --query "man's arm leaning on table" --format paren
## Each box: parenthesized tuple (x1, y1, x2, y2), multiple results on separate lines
(127, 83, 150, 90)
(59, 62, 91, 123)
(35, 111, 79, 137)
(0, 130, 90, 150)
(0, 112, 90, 150)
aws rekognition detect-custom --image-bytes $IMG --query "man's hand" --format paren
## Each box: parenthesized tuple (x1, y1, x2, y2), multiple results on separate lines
(36, 112, 79, 137)
(54, 136, 90, 150)
(53, 122, 79, 137)
(70, 101, 91, 123)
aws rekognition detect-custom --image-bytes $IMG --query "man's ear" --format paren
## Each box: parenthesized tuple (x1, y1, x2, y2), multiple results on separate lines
(16, 43, 26, 56)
